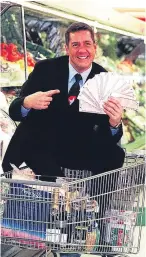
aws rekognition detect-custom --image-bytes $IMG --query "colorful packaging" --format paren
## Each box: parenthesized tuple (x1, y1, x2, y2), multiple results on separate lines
(72, 226, 87, 244)
(86, 230, 97, 251)
(1, 182, 52, 248)
(104, 209, 136, 252)
(86, 224, 100, 251)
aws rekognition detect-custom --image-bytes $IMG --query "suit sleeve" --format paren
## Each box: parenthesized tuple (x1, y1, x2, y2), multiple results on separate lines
(9, 62, 42, 121)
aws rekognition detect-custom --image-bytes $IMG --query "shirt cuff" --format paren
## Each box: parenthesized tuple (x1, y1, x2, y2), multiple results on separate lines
(21, 105, 30, 117)
(110, 127, 119, 136)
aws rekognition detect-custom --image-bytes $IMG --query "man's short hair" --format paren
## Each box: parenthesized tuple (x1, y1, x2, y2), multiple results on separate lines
(65, 22, 95, 45)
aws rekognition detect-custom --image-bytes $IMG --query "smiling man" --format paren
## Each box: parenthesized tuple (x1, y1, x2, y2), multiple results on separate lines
(3, 22, 125, 180)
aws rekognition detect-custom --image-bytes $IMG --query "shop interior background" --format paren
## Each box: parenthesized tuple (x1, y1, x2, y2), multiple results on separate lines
(0, 1, 145, 152)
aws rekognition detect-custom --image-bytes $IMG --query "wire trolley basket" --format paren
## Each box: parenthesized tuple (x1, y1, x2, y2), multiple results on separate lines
(0, 154, 145, 257)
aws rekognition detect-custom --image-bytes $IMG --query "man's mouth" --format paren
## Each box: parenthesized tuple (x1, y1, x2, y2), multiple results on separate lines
(77, 56, 89, 59)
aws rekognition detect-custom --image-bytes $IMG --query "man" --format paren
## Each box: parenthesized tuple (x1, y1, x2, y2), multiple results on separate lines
(2, 22, 125, 178)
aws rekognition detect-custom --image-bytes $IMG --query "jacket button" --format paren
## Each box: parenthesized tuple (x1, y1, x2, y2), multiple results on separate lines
(93, 125, 99, 131)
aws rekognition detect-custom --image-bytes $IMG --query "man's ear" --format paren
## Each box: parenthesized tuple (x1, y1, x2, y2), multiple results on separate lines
(65, 44, 69, 55)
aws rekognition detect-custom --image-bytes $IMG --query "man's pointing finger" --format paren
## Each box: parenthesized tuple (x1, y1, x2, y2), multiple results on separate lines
(45, 89, 60, 96)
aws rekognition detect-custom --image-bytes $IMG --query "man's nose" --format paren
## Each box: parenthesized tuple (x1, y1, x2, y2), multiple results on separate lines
(78, 45, 87, 52)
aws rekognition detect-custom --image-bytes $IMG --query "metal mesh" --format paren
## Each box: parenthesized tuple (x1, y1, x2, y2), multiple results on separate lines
(0, 155, 145, 256)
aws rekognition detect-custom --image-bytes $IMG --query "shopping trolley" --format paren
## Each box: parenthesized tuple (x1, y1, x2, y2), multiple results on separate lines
(0, 154, 145, 257)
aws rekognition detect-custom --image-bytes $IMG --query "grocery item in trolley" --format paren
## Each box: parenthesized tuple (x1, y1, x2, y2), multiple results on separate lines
(1, 166, 66, 249)
(1, 166, 99, 249)
(78, 72, 139, 113)
(70, 199, 100, 250)
(104, 209, 137, 253)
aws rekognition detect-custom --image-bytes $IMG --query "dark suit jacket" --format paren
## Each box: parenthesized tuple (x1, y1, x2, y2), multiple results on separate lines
(2, 56, 125, 177)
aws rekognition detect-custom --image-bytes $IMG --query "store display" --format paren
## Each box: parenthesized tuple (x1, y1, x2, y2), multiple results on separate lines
(0, 3, 145, 151)
(0, 109, 16, 164)
(0, 92, 8, 112)
(0, 43, 36, 88)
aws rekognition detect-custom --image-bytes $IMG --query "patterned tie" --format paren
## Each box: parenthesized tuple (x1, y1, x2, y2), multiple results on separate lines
(68, 73, 82, 105)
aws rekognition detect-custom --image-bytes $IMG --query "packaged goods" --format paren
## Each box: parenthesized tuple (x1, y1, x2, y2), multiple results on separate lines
(86, 222, 100, 251)
(1, 181, 53, 248)
(1, 166, 64, 248)
(104, 209, 136, 252)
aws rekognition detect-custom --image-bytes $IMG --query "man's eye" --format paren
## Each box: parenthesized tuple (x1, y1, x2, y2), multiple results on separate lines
(72, 43, 78, 47)
(86, 42, 92, 46)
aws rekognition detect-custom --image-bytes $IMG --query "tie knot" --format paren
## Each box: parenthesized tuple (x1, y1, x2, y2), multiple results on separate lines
(75, 73, 82, 82)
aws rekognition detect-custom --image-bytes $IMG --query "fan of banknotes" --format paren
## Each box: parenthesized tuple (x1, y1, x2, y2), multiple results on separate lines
(78, 72, 139, 114)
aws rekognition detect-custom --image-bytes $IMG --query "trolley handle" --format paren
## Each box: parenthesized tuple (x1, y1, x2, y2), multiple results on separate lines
(1, 177, 63, 187)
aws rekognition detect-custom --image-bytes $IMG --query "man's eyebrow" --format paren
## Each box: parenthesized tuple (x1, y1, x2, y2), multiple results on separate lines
(71, 40, 92, 44)
(71, 41, 78, 43)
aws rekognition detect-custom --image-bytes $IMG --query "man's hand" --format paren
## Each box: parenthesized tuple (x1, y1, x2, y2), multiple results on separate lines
(23, 89, 60, 110)
(103, 97, 123, 127)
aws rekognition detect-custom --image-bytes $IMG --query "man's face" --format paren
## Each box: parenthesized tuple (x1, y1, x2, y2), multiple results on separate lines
(65, 30, 96, 73)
